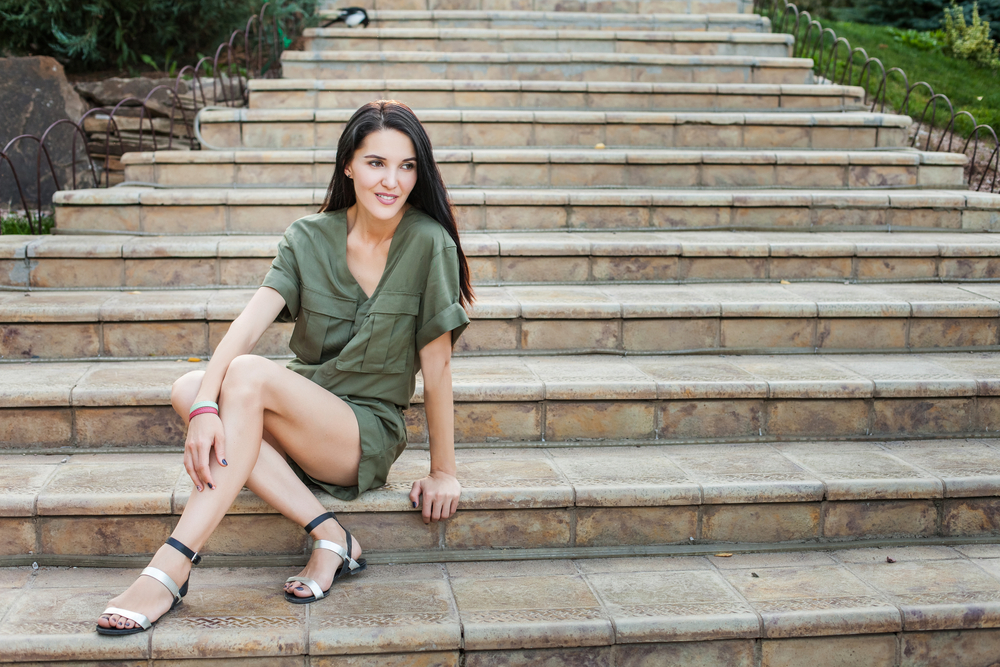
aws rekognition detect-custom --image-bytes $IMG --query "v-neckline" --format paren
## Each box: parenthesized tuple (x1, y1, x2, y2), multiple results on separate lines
(339, 207, 414, 303)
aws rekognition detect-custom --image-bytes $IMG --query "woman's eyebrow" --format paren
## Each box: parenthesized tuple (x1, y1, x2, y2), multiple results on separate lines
(363, 154, 417, 161)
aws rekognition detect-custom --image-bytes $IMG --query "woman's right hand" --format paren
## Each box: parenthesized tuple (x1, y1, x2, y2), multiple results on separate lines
(184, 412, 227, 492)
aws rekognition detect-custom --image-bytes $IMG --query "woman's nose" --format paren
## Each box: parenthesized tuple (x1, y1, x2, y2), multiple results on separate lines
(381, 168, 398, 189)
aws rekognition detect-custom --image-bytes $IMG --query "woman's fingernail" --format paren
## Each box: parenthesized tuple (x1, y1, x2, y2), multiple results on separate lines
(222, 459, 228, 466)
(412, 501, 417, 508)
(207, 483, 214, 490)
(197, 486, 203, 492)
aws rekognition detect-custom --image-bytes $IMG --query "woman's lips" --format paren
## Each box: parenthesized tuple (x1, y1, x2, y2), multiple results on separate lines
(375, 193, 398, 205)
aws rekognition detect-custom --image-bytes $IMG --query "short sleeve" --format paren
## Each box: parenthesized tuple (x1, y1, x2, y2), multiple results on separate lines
(415, 245, 469, 350)
(261, 233, 301, 323)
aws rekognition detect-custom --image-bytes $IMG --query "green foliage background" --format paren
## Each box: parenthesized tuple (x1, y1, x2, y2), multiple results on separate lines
(0, 0, 316, 73)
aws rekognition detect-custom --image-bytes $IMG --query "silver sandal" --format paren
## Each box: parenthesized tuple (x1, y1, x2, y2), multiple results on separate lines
(285, 511, 367, 604)
(96, 537, 201, 635)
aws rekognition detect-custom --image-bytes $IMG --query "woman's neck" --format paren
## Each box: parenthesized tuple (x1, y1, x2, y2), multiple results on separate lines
(346, 202, 409, 246)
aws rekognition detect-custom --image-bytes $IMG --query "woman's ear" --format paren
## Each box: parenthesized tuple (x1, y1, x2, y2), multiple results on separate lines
(344, 168, 353, 180)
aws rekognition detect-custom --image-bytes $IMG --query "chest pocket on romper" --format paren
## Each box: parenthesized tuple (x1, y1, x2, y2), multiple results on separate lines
(335, 291, 420, 374)
(292, 288, 357, 364)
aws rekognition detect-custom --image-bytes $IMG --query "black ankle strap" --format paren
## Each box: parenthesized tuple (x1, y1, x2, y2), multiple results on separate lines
(304, 511, 337, 534)
(166, 537, 202, 565)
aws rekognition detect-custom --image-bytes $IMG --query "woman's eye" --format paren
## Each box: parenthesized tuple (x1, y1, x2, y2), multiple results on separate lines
(402, 163, 414, 170)
(369, 160, 383, 168)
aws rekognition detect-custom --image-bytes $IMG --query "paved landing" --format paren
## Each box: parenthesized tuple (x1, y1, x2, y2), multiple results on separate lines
(3, 546, 1000, 663)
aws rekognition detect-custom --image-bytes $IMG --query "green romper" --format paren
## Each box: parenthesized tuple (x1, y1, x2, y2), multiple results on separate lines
(260, 206, 470, 500)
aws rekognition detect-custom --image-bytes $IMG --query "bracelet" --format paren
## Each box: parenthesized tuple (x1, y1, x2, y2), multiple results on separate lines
(189, 400, 219, 416)
(189, 406, 220, 419)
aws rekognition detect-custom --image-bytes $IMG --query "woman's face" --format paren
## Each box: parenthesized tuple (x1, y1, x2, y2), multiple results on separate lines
(345, 128, 418, 222)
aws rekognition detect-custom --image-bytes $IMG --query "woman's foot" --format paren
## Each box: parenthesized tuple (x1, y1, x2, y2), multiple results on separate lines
(284, 519, 363, 599)
(96, 544, 192, 631)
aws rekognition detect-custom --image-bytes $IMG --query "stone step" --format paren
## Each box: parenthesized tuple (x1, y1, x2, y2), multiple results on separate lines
(4, 441, 1000, 563)
(3, 352, 1000, 449)
(348, 8, 771, 31)
(248, 79, 868, 113)
(12, 230, 1000, 291)
(118, 149, 967, 190)
(51, 188, 1000, 235)
(6, 283, 1000, 360)
(198, 109, 911, 151)
(320, 0, 755, 13)
(279, 50, 814, 85)
(300, 28, 795, 57)
(8, 545, 1000, 665)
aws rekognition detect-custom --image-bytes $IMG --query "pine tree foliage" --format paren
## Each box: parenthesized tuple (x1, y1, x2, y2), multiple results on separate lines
(0, 0, 316, 73)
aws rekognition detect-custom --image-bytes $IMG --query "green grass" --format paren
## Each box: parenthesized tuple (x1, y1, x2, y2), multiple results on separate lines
(771, 14, 1000, 138)
(1, 213, 54, 235)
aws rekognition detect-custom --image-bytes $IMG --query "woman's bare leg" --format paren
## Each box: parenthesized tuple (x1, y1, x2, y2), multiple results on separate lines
(98, 356, 368, 630)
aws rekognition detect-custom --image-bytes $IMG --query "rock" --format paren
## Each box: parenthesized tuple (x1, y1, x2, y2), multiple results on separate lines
(74, 76, 193, 118)
(74, 74, 242, 119)
(0, 56, 89, 210)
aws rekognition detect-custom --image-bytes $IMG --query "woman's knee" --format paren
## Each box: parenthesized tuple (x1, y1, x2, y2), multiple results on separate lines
(220, 354, 272, 402)
(170, 371, 206, 415)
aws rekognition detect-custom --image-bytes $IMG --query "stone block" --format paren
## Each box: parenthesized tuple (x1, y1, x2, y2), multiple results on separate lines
(569, 206, 651, 229)
(0, 323, 100, 359)
(743, 125, 810, 149)
(444, 509, 571, 548)
(653, 205, 728, 229)
(575, 506, 697, 546)
(824, 500, 938, 538)
(29, 258, 124, 288)
(762, 635, 897, 667)
(338, 511, 440, 552)
(721, 318, 813, 350)
(901, 629, 1000, 667)
(40, 516, 175, 555)
(616, 640, 755, 667)
(623, 319, 718, 352)
(124, 258, 217, 288)
(592, 256, 677, 281)
(500, 257, 589, 282)
(767, 400, 869, 438)
(679, 258, 766, 281)
(770, 257, 852, 280)
(909, 318, 999, 349)
(872, 398, 976, 436)
(521, 320, 621, 351)
(857, 258, 938, 281)
(816, 319, 908, 350)
(942, 498, 1000, 536)
(701, 503, 820, 542)
(0, 518, 35, 555)
(487, 206, 567, 230)
(103, 322, 209, 358)
(203, 514, 304, 555)
(545, 401, 656, 441)
(75, 406, 185, 448)
(454, 402, 542, 442)
(0, 408, 73, 448)
(660, 400, 764, 440)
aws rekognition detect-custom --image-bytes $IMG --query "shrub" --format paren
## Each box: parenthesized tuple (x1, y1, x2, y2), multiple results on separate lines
(0, 0, 315, 74)
(943, 0, 1000, 68)
(1, 213, 54, 235)
(886, 27, 946, 51)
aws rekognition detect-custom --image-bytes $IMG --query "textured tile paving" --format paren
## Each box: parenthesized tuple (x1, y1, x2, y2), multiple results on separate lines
(4, 546, 1000, 662)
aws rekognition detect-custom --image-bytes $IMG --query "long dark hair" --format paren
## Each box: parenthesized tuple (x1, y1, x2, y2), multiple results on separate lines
(319, 100, 474, 308)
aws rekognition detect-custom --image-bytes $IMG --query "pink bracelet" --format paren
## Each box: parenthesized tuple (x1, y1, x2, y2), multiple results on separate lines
(189, 406, 219, 419)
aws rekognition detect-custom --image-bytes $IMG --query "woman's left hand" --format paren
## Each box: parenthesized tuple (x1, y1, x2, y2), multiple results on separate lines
(410, 471, 461, 524)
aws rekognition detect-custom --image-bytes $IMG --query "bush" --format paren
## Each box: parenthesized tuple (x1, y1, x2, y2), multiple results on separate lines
(0, 0, 315, 74)
(943, 0, 1000, 68)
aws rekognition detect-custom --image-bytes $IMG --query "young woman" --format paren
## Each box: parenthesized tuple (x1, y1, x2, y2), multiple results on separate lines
(96, 100, 473, 634)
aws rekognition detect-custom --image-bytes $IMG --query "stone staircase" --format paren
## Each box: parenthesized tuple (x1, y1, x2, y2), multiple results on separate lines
(4, 0, 1000, 664)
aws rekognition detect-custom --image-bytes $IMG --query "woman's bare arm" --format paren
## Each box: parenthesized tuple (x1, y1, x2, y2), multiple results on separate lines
(185, 286, 287, 492)
(409, 330, 461, 523)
